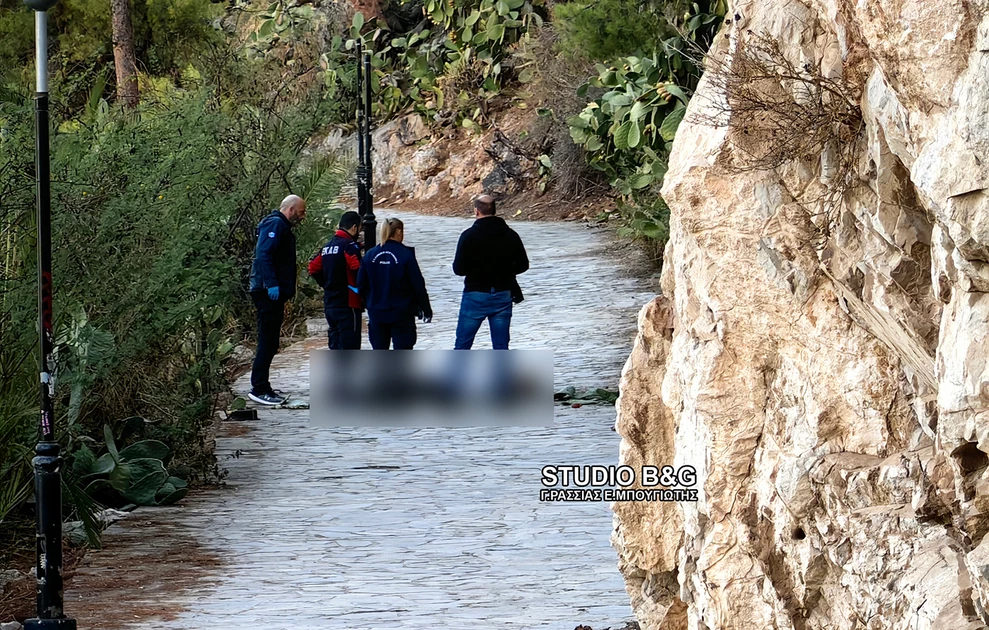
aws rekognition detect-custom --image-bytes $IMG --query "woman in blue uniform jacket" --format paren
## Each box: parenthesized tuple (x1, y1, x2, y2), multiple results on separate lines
(357, 218, 433, 349)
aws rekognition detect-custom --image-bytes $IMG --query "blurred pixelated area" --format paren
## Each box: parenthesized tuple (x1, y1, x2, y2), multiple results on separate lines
(310, 349, 554, 426)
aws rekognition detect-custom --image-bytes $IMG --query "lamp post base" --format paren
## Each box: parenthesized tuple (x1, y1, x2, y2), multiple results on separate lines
(24, 619, 77, 629)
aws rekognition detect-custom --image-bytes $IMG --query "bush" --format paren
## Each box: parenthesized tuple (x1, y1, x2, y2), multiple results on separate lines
(558, 0, 725, 261)
(0, 2, 33, 85)
(552, 0, 673, 61)
(688, 29, 864, 224)
(507, 25, 603, 199)
(567, 53, 690, 194)
(0, 66, 349, 526)
(311, 0, 547, 127)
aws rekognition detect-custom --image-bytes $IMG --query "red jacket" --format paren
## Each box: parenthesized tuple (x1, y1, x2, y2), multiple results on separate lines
(308, 230, 362, 309)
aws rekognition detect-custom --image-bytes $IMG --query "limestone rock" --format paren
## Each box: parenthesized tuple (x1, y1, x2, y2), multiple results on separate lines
(316, 110, 538, 204)
(410, 146, 445, 177)
(395, 114, 428, 146)
(613, 1, 989, 628)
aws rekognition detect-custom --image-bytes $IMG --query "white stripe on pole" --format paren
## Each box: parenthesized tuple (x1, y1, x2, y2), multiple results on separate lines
(36, 11, 47, 93)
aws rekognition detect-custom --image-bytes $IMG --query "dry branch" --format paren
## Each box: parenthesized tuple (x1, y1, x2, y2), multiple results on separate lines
(682, 27, 865, 246)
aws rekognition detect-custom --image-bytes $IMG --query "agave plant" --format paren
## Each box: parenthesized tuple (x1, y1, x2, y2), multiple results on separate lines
(73, 424, 188, 507)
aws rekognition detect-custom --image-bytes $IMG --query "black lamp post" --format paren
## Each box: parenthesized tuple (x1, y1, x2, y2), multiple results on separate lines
(22, 0, 76, 628)
(354, 42, 376, 249)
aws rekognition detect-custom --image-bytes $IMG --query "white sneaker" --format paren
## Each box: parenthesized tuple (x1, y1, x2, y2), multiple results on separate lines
(249, 391, 285, 406)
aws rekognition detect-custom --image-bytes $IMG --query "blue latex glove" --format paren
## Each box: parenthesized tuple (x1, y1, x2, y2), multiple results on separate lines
(267, 286, 280, 301)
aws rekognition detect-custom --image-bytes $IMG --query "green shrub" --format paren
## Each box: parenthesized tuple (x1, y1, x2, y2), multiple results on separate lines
(0, 3, 33, 85)
(72, 424, 188, 507)
(568, 53, 689, 194)
(0, 68, 348, 524)
(552, 0, 672, 61)
(561, 0, 725, 258)
(319, 0, 545, 125)
(552, 0, 725, 62)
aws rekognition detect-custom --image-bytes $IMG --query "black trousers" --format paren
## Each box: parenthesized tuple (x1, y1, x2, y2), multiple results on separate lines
(251, 291, 284, 394)
(325, 306, 362, 350)
(368, 317, 416, 350)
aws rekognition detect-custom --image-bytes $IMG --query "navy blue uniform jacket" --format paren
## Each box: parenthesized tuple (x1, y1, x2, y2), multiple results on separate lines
(249, 210, 297, 300)
(357, 240, 431, 323)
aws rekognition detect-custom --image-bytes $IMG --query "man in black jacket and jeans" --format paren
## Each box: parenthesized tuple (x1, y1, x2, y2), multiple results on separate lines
(247, 195, 306, 405)
(452, 195, 529, 349)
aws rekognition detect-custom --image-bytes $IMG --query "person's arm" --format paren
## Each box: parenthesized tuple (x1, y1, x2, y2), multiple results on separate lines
(256, 220, 283, 289)
(308, 249, 325, 287)
(345, 242, 361, 270)
(346, 241, 362, 303)
(408, 253, 432, 320)
(452, 231, 470, 277)
(307, 253, 322, 276)
(357, 258, 370, 300)
(513, 231, 529, 275)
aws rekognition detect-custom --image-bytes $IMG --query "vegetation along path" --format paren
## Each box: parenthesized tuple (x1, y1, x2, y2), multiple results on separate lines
(67, 209, 658, 630)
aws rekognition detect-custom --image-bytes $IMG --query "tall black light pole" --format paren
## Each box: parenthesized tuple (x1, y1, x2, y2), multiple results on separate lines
(361, 51, 376, 249)
(355, 38, 367, 231)
(354, 44, 375, 249)
(23, 0, 76, 628)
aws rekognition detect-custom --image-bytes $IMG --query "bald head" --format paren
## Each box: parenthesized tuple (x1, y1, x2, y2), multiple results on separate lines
(473, 195, 495, 216)
(280, 194, 307, 225)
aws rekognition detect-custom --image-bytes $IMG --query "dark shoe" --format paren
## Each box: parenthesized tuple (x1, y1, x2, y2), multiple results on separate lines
(249, 391, 285, 406)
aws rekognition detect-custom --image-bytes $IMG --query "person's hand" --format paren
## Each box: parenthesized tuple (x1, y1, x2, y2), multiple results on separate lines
(267, 286, 280, 301)
(418, 308, 432, 323)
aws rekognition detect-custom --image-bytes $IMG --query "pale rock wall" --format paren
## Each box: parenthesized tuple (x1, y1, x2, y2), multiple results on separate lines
(613, 0, 989, 628)
(315, 111, 540, 203)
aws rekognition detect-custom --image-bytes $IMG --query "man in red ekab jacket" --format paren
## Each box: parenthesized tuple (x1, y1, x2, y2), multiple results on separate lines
(308, 211, 363, 349)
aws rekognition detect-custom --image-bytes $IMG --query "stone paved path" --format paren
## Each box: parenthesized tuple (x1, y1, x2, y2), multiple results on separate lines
(68, 210, 658, 630)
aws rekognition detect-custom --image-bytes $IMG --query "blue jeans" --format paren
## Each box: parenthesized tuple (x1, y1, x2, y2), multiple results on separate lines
(455, 290, 513, 349)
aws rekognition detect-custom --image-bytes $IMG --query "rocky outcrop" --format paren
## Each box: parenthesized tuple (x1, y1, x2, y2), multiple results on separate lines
(314, 110, 542, 205)
(613, 1, 989, 628)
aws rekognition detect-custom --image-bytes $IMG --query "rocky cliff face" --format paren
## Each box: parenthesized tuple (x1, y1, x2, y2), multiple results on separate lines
(613, 1, 989, 628)
(316, 109, 544, 207)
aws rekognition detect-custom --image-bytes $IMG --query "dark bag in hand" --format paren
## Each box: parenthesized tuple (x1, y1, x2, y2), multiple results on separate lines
(510, 278, 524, 304)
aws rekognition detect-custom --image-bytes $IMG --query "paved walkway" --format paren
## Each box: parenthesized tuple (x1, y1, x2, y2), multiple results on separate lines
(68, 210, 658, 630)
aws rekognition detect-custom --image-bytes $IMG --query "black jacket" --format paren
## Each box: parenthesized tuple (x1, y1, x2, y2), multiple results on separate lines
(452, 216, 528, 293)
(249, 211, 297, 300)
(357, 240, 432, 323)
(309, 229, 362, 310)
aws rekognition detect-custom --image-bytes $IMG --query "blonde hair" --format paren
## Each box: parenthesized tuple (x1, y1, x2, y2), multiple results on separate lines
(380, 217, 404, 242)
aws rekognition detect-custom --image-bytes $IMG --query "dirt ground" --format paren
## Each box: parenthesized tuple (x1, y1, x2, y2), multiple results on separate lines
(0, 520, 90, 624)
(371, 186, 619, 223)
(1, 475, 236, 626)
